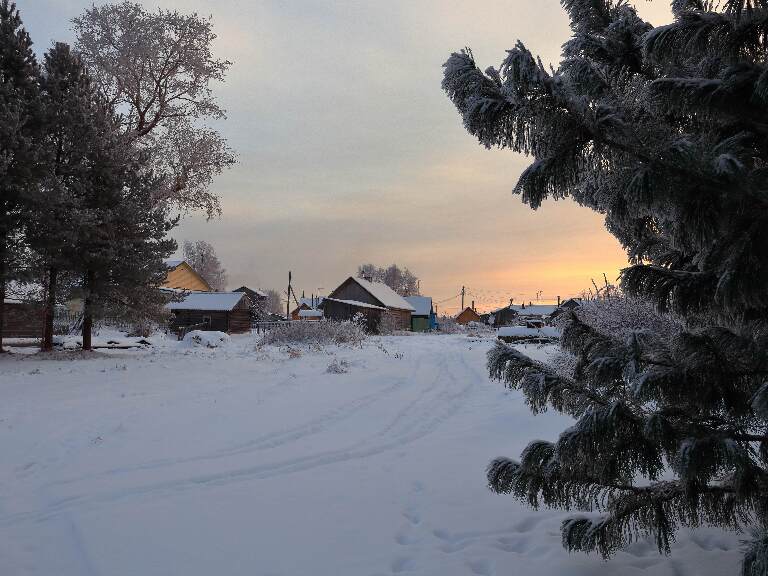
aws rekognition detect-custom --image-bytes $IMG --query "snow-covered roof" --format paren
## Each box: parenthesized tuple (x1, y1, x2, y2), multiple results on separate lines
(404, 296, 432, 316)
(234, 286, 267, 298)
(164, 259, 184, 269)
(511, 304, 558, 316)
(166, 291, 246, 312)
(298, 309, 324, 318)
(352, 278, 415, 311)
(492, 303, 559, 316)
(299, 297, 324, 308)
(321, 298, 387, 311)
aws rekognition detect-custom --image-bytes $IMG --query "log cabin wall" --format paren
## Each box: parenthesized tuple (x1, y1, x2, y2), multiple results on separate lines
(385, 309, 412, 331)
(321, 300, 382, 332)
(2, 302, 44, 338)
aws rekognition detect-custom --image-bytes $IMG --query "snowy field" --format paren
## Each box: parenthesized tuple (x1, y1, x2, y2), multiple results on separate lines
(0, 333, 741, 576)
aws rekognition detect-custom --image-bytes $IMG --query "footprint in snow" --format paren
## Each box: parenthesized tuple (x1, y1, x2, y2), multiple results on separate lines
(394, 526, 420, 546)
(467, 558, 495, 576)
(391, 556, 417, 573)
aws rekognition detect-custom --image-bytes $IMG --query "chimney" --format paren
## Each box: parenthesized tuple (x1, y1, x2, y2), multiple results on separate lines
(471, 300, 475, 311)
(557, 295, 561, 307)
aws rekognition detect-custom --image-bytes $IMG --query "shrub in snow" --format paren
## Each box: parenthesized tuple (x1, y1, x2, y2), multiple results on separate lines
(183, 330, 230, 348)
(376, 312, 401, 335)
(552, 296, 683, 342)
(260, 320, 366, 348)
(326, 359, 349, 374)
(437, 316, 462, 334)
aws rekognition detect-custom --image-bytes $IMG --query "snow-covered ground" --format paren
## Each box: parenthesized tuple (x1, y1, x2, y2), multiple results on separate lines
(0, 333, 741, 575)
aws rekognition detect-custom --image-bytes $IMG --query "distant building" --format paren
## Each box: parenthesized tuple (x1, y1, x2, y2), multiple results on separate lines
(487, 305, 518, 327)
(456, 306, 481, 325)
(233, 286, 267, 304)
(234, 286, 269, 322)
(546, 298, 582, 325)
(321, 277, 414, 331)
(291, 297, 325, 321)
(166, 291, 251, 334)
(163, 260, 212, 292)
(560, 298, 582, 310)
(405, 296, 436, 332)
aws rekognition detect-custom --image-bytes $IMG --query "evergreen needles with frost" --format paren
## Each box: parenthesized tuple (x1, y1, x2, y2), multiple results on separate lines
(443, 1, 768, 572)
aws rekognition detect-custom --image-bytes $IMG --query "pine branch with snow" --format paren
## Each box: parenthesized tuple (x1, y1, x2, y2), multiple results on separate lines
(445, 1, 768, 569)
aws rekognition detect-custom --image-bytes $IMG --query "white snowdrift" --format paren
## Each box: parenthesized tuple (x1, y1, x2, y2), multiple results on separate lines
(0, 334, 741, 576)
(182, 330, 230, 348)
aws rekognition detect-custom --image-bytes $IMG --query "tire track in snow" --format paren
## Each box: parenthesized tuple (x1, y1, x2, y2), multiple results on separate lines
(1, 340, 484, 525)
(45, 356, 422, 490)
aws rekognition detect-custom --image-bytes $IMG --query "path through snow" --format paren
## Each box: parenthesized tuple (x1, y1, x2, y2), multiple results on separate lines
(0, 334, 741, 575)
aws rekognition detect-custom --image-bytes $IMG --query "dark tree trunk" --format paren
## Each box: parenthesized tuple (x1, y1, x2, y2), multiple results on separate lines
(42, 266, 57, 351)
(82, 270, 94, 351)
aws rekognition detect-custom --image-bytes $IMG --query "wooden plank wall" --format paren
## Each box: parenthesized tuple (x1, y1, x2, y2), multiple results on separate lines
(3, 303, 44, 338)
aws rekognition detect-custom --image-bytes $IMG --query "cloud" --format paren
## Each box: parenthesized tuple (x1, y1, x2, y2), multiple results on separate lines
(20, 0, 670, 308)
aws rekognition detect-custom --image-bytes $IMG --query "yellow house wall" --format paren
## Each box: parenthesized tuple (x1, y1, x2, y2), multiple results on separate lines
(163, 264, 212, 291)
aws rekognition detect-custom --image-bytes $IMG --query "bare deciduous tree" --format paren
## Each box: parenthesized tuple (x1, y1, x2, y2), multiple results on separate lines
(263, 289, 283, 316)
(72, 2, 236, 219)
(182, 240, 227, 291)
(356, 263, 420, 296)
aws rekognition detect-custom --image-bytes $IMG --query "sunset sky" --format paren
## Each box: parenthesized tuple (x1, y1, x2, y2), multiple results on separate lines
(22, 1, 673, 313)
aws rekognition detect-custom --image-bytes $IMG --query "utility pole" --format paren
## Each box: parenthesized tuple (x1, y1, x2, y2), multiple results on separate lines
(286, 271, 292, 320)
(461, 286, 465, 310)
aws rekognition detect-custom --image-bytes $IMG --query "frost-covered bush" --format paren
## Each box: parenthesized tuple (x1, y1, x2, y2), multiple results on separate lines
(260, 320, 366, 348)
(437, 316, 462, 334)
(326, 359, 349, 374)
(552, 296, 683, 342)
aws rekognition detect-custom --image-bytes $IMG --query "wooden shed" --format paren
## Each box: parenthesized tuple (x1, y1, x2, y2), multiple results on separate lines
(162, 260, 212, 292)
(166, 292, 251, 334)
(291, 297, 324, 321)
(405, 296, 436, 332)
(487, 305, 518, 327)
(323, 277, 414, 331)
(2, 299, 44, 338)
(456, 306, 481, 325)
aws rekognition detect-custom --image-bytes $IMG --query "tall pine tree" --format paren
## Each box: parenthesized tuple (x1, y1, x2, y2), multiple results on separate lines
(68, 105, 176, 350)
(443, 1, 768, 572)
(31, 43, 98, 350)
(0, 0, 40, 352)
(29, 43, 176, 350)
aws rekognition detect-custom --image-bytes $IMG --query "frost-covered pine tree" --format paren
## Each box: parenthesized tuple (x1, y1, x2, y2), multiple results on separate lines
(443, 1, 768, 572)
(31, 43, 102, 350)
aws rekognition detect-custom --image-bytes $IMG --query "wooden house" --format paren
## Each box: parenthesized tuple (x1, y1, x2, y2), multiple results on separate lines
(166, 292, 251, 334)
(233, 286, 268, 321)
(233, 286, 267, 304)
(487, 305, 518, 327)
(291, 297, 324, 321)
(405, 296, 436, 332)
(2, 299, 44, 338)
(321, 277, 414, 331)
(162, 260, 212, 292)
(456, 306, 481, 325)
